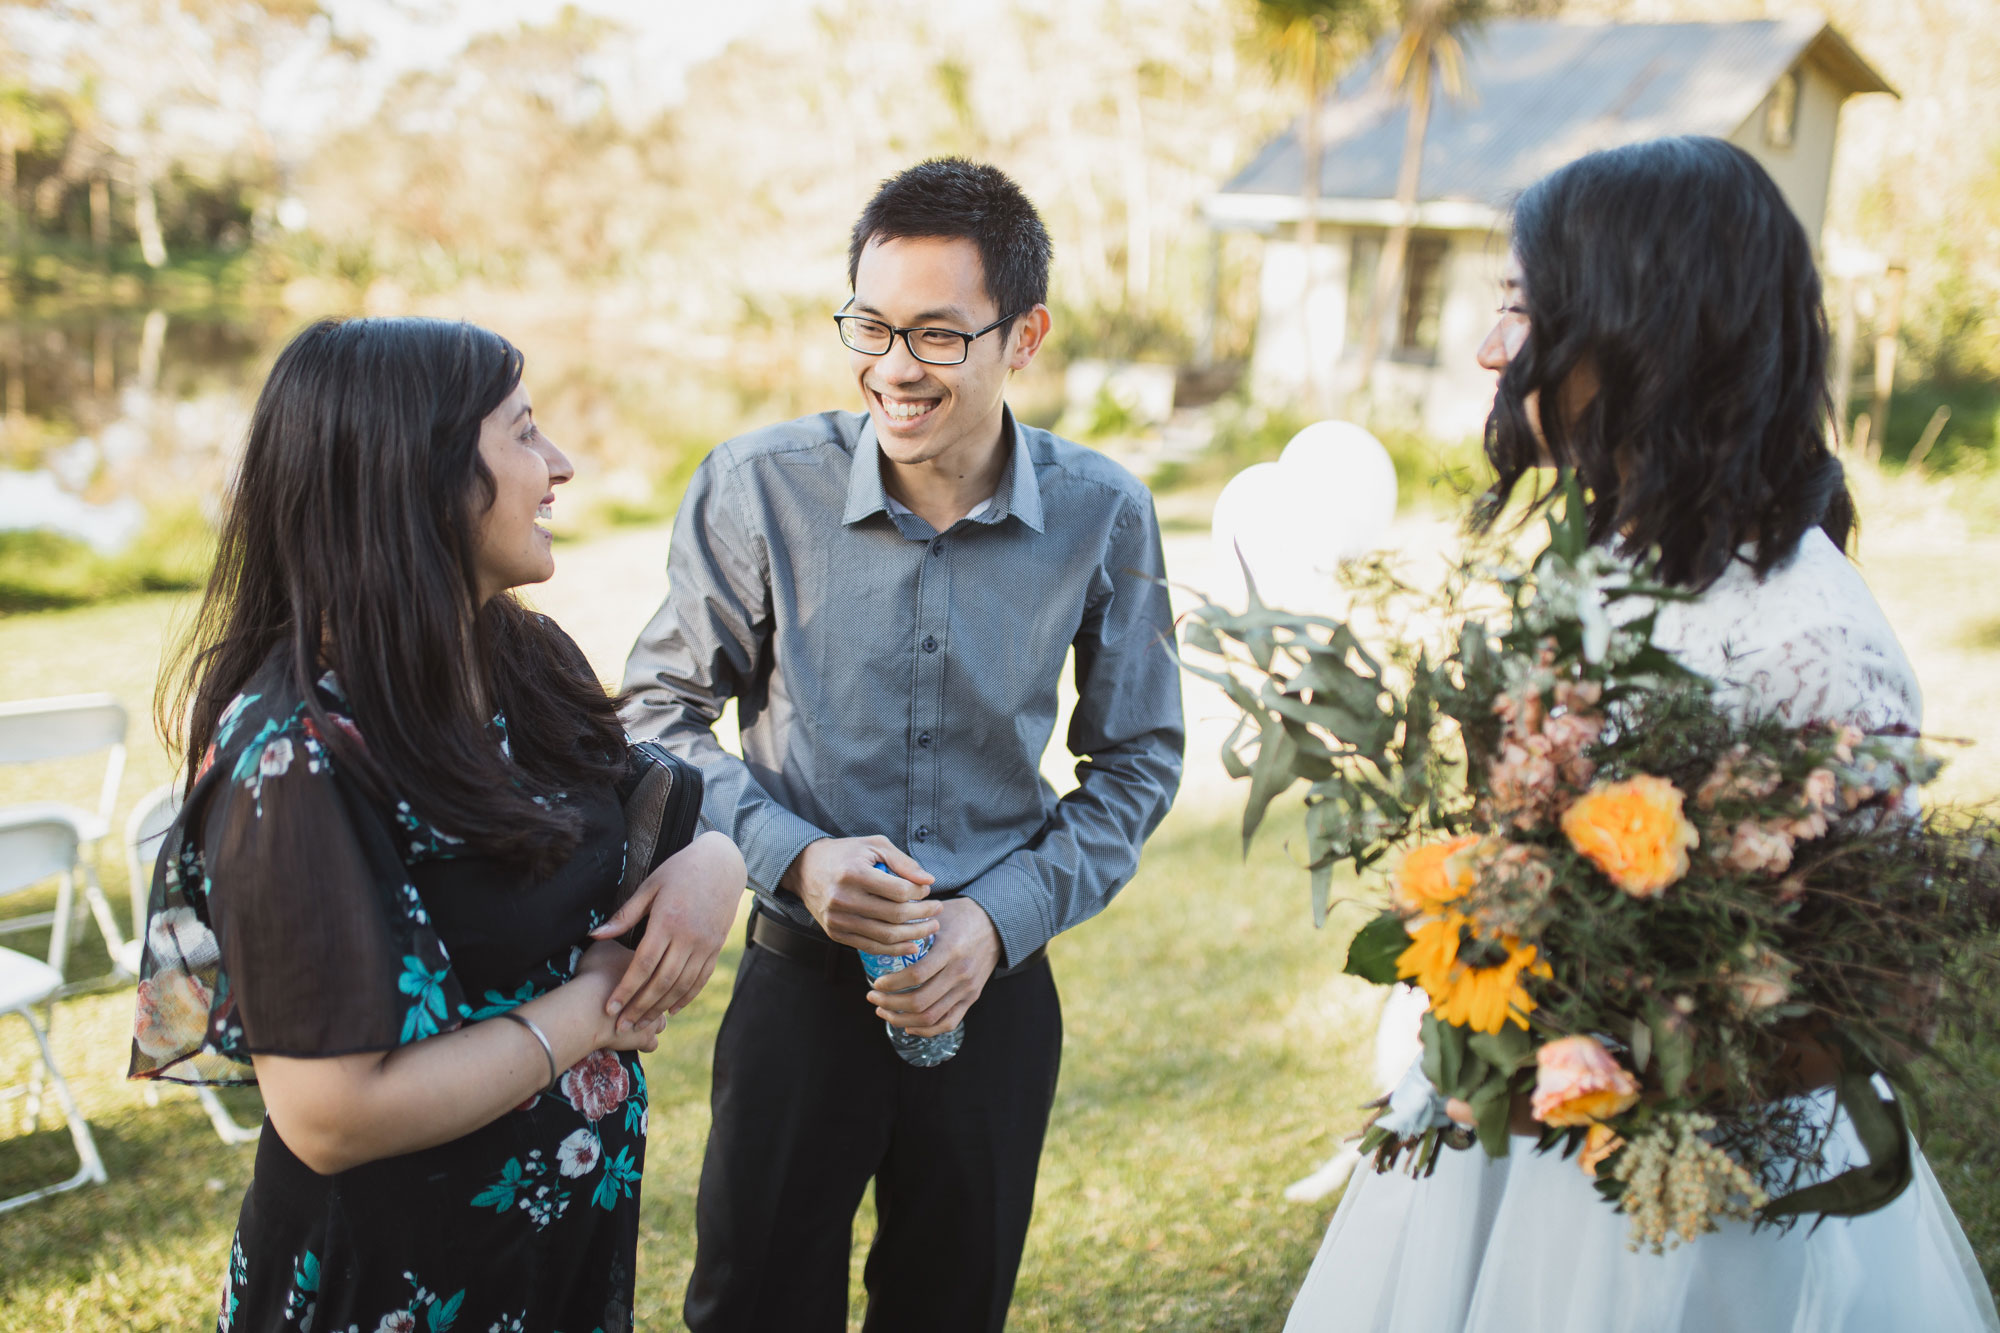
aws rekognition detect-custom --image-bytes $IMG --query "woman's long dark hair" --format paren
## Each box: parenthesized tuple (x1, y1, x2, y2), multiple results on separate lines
(1475, 136, 1854, 590)
(163, 317, 626, 869)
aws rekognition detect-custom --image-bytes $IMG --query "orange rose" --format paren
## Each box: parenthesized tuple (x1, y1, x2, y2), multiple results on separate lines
(1531, 1034, 1641, 1127)
(1578, 1121, 1625, 1178)
(1392, 834, 1482, 916)
(1561, 775, 1698, 897)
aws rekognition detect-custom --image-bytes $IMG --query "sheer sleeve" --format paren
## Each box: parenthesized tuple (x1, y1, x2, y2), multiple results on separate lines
(129, 680, 466, 1085)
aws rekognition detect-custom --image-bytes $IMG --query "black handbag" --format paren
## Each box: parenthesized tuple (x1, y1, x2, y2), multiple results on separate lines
(612, 739, 706, 942)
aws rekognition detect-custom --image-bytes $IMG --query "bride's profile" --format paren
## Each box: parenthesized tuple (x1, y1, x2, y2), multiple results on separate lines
(1284, 135, 2000, 1333)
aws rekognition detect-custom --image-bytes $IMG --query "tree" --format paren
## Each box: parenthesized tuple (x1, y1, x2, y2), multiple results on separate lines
(1249, 0, 1380, 408)
(1352, 0, 1483, 398)
(8, 0, 338, 267)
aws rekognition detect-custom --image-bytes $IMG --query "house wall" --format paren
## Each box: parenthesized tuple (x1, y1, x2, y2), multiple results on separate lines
(1249, 235, 1353, 405)
(1729, 58, 1847, 246)
(1249, 228, 1508, 441)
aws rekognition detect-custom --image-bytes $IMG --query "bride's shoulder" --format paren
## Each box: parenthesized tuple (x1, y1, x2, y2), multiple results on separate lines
(1657, 528, 1922, 732)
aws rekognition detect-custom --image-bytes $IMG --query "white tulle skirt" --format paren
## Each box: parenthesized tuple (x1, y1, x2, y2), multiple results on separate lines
(1286, 1102, 1999, 1333)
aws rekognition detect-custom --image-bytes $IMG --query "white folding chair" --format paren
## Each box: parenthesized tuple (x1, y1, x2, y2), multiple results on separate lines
(0, 814, 107, 1211)
(124, 783, 260, 1146)
(0, 694, 132, 981)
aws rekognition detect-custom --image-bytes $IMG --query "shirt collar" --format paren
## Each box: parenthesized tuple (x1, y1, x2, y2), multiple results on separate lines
(841, 406, 1046, 535)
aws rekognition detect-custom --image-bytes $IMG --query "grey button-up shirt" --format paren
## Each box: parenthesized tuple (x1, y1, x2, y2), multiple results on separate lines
(619, 408, 1184, 966)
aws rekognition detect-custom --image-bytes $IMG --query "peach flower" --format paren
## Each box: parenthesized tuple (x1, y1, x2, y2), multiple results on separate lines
(1723, 820, 1796, 876)
(1561, 775, 1699, 897)
(1531, 1034, 1641, 1127)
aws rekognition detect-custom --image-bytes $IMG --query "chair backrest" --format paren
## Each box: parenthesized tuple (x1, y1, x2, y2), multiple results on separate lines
(0, 813, 81, 898)
(0, 694, 129, 830)
(125, 783, 183, 921)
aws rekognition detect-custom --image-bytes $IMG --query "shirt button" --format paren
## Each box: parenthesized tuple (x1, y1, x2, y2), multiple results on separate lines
(932, 540, 945, 557)
(914, 826, 930, 843)
(921, 635, 938, 653)
(917, 731, 933, 748)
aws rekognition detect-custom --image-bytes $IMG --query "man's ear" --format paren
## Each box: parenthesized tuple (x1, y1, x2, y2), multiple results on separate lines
(1008, 305, 1052, 371)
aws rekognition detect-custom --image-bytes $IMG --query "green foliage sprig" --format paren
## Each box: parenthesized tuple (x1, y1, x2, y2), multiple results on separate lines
(1181, 476, 2000, 1245)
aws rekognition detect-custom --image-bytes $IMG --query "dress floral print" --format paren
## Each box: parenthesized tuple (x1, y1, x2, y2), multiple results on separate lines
(129, 646, 644, 1333)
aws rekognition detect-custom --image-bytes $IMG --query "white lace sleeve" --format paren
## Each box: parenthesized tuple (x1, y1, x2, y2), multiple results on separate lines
(1649, 528, 1922, 734)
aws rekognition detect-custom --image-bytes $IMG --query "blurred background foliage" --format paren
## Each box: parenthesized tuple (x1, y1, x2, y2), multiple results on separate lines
(0, 0, 1994, 613)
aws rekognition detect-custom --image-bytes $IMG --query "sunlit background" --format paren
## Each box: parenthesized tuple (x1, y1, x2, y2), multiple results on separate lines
(0, 1, 1996, 1327)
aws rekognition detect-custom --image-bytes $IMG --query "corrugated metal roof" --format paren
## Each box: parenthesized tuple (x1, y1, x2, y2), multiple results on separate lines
(1217, 17, 1886, 214)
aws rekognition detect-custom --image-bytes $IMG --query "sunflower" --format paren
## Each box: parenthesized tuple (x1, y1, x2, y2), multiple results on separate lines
(1396, 916, 1551, 1034)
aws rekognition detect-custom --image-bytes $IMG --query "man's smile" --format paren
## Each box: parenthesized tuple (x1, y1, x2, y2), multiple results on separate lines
(870, 386, 943, 431)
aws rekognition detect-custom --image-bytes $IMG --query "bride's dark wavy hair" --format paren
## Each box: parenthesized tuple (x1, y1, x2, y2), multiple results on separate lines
(162, 317, 626, 870)
(1474, 135, 1854, 590)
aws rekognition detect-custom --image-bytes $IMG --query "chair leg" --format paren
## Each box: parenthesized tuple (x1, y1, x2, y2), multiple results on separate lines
(46, 870, 75, 981)
(196, 1086, 262, 1146)
(23, 1058, 44, 1126)
(79, 864, 131, 980)
(0, 1007, 106, 1214)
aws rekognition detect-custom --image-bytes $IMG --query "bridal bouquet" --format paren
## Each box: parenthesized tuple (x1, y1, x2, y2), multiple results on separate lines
(1182, 482, 2000, 1252)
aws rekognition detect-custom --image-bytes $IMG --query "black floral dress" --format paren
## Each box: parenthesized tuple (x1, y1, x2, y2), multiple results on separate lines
(129, 649, 646, 1333)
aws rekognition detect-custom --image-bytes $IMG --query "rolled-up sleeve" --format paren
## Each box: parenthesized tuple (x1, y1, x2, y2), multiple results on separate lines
(619, 453, 827, 894)
(959, 494, 1184, 965)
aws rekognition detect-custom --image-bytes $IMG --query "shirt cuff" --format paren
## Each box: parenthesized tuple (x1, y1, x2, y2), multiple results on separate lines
(738, 804, 830, 899)
(959, 861, 1051, 969)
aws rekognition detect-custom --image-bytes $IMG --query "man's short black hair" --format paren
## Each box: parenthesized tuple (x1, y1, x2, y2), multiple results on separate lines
(847, 158, 1053, 325)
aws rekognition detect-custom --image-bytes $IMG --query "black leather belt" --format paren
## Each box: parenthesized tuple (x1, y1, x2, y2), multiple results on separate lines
(748, 905, 1047, 981)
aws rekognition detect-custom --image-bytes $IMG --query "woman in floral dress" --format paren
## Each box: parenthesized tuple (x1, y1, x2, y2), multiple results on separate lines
(128, 317, 745, 1333)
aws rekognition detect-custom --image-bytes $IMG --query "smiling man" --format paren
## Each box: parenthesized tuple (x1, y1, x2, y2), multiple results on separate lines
(620, 158, 1184, 1332)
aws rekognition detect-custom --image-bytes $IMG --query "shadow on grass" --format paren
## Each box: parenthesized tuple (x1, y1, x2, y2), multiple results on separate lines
(0, 1096, 255, 1306)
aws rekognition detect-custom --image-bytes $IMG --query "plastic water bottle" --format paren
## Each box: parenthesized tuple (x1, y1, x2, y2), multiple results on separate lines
(859, 864, 964, 1067)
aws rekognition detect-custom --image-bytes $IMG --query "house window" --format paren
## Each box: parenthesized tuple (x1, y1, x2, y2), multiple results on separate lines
(1397, 235, 1449, 361)
(1343, 231, 1451, 363)
(1766, 69, 1800, 149)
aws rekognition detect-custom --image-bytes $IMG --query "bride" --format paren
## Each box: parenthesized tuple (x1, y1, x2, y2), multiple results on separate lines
(1284, 135, 2000, 1332)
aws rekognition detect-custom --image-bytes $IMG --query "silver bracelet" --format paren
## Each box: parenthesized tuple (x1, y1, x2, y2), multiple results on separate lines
(498, 1010, 560, 1095)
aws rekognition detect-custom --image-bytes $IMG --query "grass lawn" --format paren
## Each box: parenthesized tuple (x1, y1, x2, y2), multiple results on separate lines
(3, 472, 1998, 1329)
(0, 803, 1382, 1331)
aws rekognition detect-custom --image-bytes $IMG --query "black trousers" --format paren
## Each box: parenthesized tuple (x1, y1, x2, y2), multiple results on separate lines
(683, 914, 1063, 1333)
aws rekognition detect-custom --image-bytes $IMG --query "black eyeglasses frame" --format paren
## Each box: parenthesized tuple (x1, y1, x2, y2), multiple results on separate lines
(832, 304, 1028, 366)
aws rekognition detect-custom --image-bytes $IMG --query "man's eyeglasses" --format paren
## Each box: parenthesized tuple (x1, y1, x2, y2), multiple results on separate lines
(834, 307, 1025, 366)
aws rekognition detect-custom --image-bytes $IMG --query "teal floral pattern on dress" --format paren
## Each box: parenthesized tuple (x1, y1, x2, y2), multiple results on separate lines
(283, 1249, 319, 1328)
(589, 1147, 641, 1213)
(623, 1063, 648, 1138)
(397, 957, 451, 1042)
(137, 643, 644, 1333)
(219, 1233, 247, 1332)
(471, 1148, 573, 1231)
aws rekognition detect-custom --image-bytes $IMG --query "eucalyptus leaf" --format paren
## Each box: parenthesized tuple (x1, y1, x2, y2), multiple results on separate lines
(1470, 1079, 1514, 1158)
(1651, 1009, 1695, 1098)
(1241, 720, 1302, 850)
(1181, 618, 1223, 657)
(1629, 1015, 1653, 1074)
